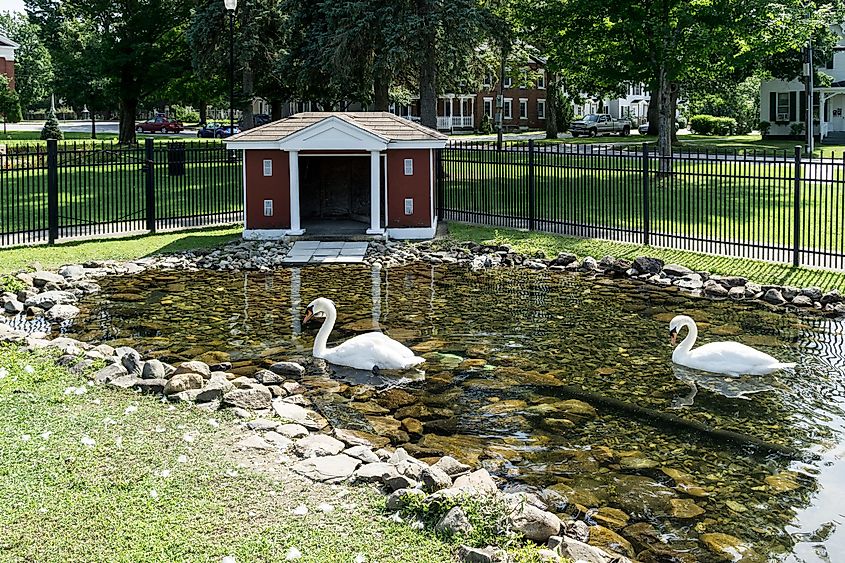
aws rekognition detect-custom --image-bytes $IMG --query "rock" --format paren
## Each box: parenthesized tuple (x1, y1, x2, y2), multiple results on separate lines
(376, 387, 417, 409)
(263, 431, 292, 450)
(728, 286, 746, 300)
(764, 471, 801, 492)
(92, 363, 128, 384)
(223, 387, 272, 410)
(456, 545, 506, 563)
(253, 369, 285, 384)
(173, 361, 211, 379)
(509, 503, 561, 543)
(592, 507, 629, 530)
(675, 273, 704, 290)
(232, 407, 251, 419)
(196, 375, 234, 402)
(607, 258, 632, 275)
(662, 263, 694, 277)
(135, 378, 167, 394)
(352, 462, 400, 483)
(821, 289, 842, 305)
(744, 282, 762, 298)
(781, 286, 800, 300)
(400, 417, 424, 436)
(435, 506, 473, 536)
(32, 271, 65, 287)
(669, 498, 705, 518)
(272, 399, 329, 430)
(163, 372, 204, 395)
(291, 454, 360, 483)
(46, 304, 80, 321)
(800, 286, 823, 301)
(711, 275, 746, 287)
(432, 455, 472, 478)
(700, 533, 752, 561)
(791, 295, 813, 307)
(581, 256, 598, 271)
(386, 488, 426, 511)
(561, 520, 591, 543)
(550, 252, 577, 267)
(588, 525, 634, 558)
(703, 280, 729, 298)
(282, 381, 306, 395)
(421, 465, 453, 492)
(294, 434, 345, 457)
(246, 419, 279, 431)
(384, 474, 419, 491)
(169, 389, 203, 403)
(24, 290, 76, 310)
(234, 434, 275, 451)
(762, 288, 786, 305)
(268, 361, 305, 377)
(142, 359, 167, 379)
(633, 256, 664, 275)
(277, 423, 310, 439)
(548, 536, 611, 563)
(3, 299, 24, 314)
(344, 445, 381, 464)
(120, 350, 143, 376)
(58, 264, 85, 279)
(453, 469, 497, 495)
(109, 375, 143, 390)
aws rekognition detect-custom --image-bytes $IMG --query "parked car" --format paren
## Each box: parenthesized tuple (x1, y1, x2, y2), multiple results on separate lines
(569, 114, 631, 137)
(637, 121, 681, 135)
(253, 114, 271, 126)
(135, 116, 184, 134)
(197, 122, 223, 138)
(214, 125, 241, 138)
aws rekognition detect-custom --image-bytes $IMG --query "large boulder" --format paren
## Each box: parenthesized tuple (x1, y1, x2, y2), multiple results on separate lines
(432, 455, 472, 478)
(223, 387, 272, 410)
(352, 462, 400, 483)
(294, 434, 345, 457)
(46, 304, 80, 321)
(435, 506, 473, 536)
(24, 291, 76, 310)
(508, 503, 561, 543)
(453, 469, 497, 495)
(173, 361, 211, 379)
(32, 271, 65, 287)
(421, 465, 453, 492)
(291, 454, 361, 483)
(141, 359, 167, 380)
(163, 372, 204, 395)
(272, 398, 328, 430)
(196, 374, 234, 402)
(632, 256, 664, 275)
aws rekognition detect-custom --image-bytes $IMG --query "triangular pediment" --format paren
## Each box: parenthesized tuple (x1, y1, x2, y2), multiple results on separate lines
(278, 115, 389, 151)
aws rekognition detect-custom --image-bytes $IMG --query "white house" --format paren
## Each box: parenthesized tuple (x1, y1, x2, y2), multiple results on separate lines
(760, 23, 845, 140)
(572, 84, 651, 122)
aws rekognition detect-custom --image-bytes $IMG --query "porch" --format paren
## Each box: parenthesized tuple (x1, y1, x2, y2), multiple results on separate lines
(394, 95, 476, 131)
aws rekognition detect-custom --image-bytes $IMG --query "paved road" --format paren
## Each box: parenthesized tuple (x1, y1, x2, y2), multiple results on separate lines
(7, 120, 198, 139)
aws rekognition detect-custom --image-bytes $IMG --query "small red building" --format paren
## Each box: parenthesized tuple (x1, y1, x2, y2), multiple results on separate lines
(226, 112, 447, 240)
(0, 34, 18, 90)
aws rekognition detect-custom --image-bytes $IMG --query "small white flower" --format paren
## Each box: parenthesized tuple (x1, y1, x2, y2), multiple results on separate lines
(149, 489, 158, 499)
(167, 405, 176, 411)
(87, 381, 94, 386)
(317, 503, 334, 513)
(225, 469, 239, 478)
(221, 557, 236, 563)
(354, 555, 367, 563)
(24, 365, 34, 374)
(410, 519, 424, 530)
(177, 424, 186, 430)
(388, 512, 403, 523)
(182, 432, 196, 443)
(21, 434, 31, 442)
(0, 367, 8, 379)
(157, 469, 171, 478)
(74, 386, 87, 395)
(63, 387, 75, 395)
(81, 436, 95, 447)
(38, 507, 48, 514)
(292, 504, 308, 516)
(154, 426, 166, 433)
(285, 547, 302, 560)
(124, 405, 138, 414)
(103, 417, 117, 426)
(207, 418, 219, 428)
(40, 431, 52, 440)
(115, 436, 123, 448)
(91, 398, 101, 405)
(177, 454, 188, 463)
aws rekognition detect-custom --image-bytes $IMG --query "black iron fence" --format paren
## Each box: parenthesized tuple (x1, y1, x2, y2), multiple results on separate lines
(0, 139, 242, 247)
(437, 140, 845, 271)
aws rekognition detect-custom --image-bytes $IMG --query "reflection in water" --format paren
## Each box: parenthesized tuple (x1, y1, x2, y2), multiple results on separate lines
(670, 365, 777, 407)
(63, 264, 845, 562)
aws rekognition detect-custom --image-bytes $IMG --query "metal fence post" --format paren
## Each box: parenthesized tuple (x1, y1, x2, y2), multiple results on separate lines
(435, 148, 444, 219)
(47, 139, 58, 244)
(528, 139, 535, 231)
(793, 145, 802, 267)
(642, 143, 650, 246)
(145, 138, 156, 233)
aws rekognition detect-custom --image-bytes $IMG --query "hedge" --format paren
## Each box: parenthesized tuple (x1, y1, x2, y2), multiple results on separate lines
(689, 114, 738, 136)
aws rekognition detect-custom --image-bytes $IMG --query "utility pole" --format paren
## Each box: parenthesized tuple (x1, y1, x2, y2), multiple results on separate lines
(496, 47, 505, 150)
(805, 41, 814, 155)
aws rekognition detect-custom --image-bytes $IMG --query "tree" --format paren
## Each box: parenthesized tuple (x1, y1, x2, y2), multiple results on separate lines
(28, 0, 193, 144)
(0, 75, 22, 135)
(40, 103, 62, 140)
(0, 11, 53, 112)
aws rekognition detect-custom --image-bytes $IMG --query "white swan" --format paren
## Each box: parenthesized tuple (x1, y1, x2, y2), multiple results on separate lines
(303, 297, 426, 371)
(669, 315, 795, 376)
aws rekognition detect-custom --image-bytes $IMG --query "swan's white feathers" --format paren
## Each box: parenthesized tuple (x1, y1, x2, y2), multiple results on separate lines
(319, 332, 425, 371)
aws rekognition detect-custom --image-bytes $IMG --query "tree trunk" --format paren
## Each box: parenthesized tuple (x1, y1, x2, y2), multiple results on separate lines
(416, 0, 437, 130)
(373, 72, 390, 111)
(546, 73, 558, 140)
(118, 98, 137, 144)
(270, 98, 282, 121)
(670, 83, 679, 143)
(91, 111, 96, 139)
(647, 86, 659, 135)
(198, 101, 207, 125)
(241, 64, 254, 130)
(657, 64, 672, 175)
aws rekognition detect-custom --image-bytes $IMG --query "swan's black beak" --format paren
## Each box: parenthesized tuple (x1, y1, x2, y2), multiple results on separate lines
(669, 328, 678, 345)
(303, 306, 314, 325)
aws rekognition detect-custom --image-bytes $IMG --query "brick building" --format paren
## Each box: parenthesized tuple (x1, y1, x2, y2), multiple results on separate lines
(0, 34, 18, 90)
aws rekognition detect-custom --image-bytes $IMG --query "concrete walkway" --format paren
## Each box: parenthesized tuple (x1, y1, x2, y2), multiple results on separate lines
(281, 241, 369, 265)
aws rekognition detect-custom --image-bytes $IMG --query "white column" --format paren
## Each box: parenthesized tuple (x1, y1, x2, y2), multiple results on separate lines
(367, 150, 384, 234)
(460, 97, 464, 127)
(288, 150, 304, 235)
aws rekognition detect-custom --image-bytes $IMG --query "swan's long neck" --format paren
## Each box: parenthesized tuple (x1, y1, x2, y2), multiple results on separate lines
(674, 318, 698, 359)
(312, 304, 336, 357)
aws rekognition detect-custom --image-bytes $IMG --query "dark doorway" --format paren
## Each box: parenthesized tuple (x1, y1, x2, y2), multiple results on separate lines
(300, 156, 371, 224)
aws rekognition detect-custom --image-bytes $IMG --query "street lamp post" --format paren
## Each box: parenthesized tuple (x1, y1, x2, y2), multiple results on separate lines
(224, 0, 237, 136)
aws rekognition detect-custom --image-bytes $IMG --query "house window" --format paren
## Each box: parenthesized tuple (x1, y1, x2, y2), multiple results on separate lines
(777, 92, 790, 120)
(503, 98, 512, 119)
(484, 73, 493, 88)
(483, 98, 493, 117)
(519, 98, 528, 119)
(537, 72, 545, 89)
(537, 99, 546, 119)
(504, 76, 512, 88)
(633, 84, 642, 96)
(520, 71, 528, 89)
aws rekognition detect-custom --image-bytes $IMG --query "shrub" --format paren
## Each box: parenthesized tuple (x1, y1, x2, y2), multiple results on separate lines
(676, 115, 688, 129)
(480, 113, 493, 134)
(689, 114, 737, 136)
(758, 121, 771, 136)
(0, 274, 26, 294)
(790, 122, 805, 136)
(40, 106, 63, 140)
(169, 104, 200, 123)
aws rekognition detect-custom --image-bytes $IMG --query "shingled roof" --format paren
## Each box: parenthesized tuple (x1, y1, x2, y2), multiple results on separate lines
(227, 112, 447, 144)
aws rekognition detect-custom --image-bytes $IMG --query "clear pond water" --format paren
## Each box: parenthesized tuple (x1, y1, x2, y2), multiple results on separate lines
(62, 264, 845, 562)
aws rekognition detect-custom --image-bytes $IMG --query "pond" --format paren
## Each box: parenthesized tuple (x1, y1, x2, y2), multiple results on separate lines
(62, 263, 845, 562)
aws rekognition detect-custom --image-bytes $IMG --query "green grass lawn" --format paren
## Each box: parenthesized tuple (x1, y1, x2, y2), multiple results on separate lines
(0, 226, 242, 273)
(0, 346, 456, 562)
(441, 146, 845, 261)
(0, 131, 207, 146)
(446, 223, 845, 290)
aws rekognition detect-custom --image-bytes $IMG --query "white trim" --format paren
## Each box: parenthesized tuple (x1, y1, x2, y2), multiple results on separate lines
(225, 141, 279, 150)
(288, 150, 305, 235)
(243, 229, 295, 240)
(387, 218, 438, 240)
(429, 149, 434, 224)
(366, 150, 385, 235)
(383, 153, 389, 228)
(297, 152, 371, 157)
(387, 140, 448, 149)
(279, 115, 389, 151)
(227, 140, 446, 151)
(0, 35, 20, 49)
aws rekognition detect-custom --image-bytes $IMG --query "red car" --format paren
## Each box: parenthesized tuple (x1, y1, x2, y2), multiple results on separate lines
(135, 116, 184, 134)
